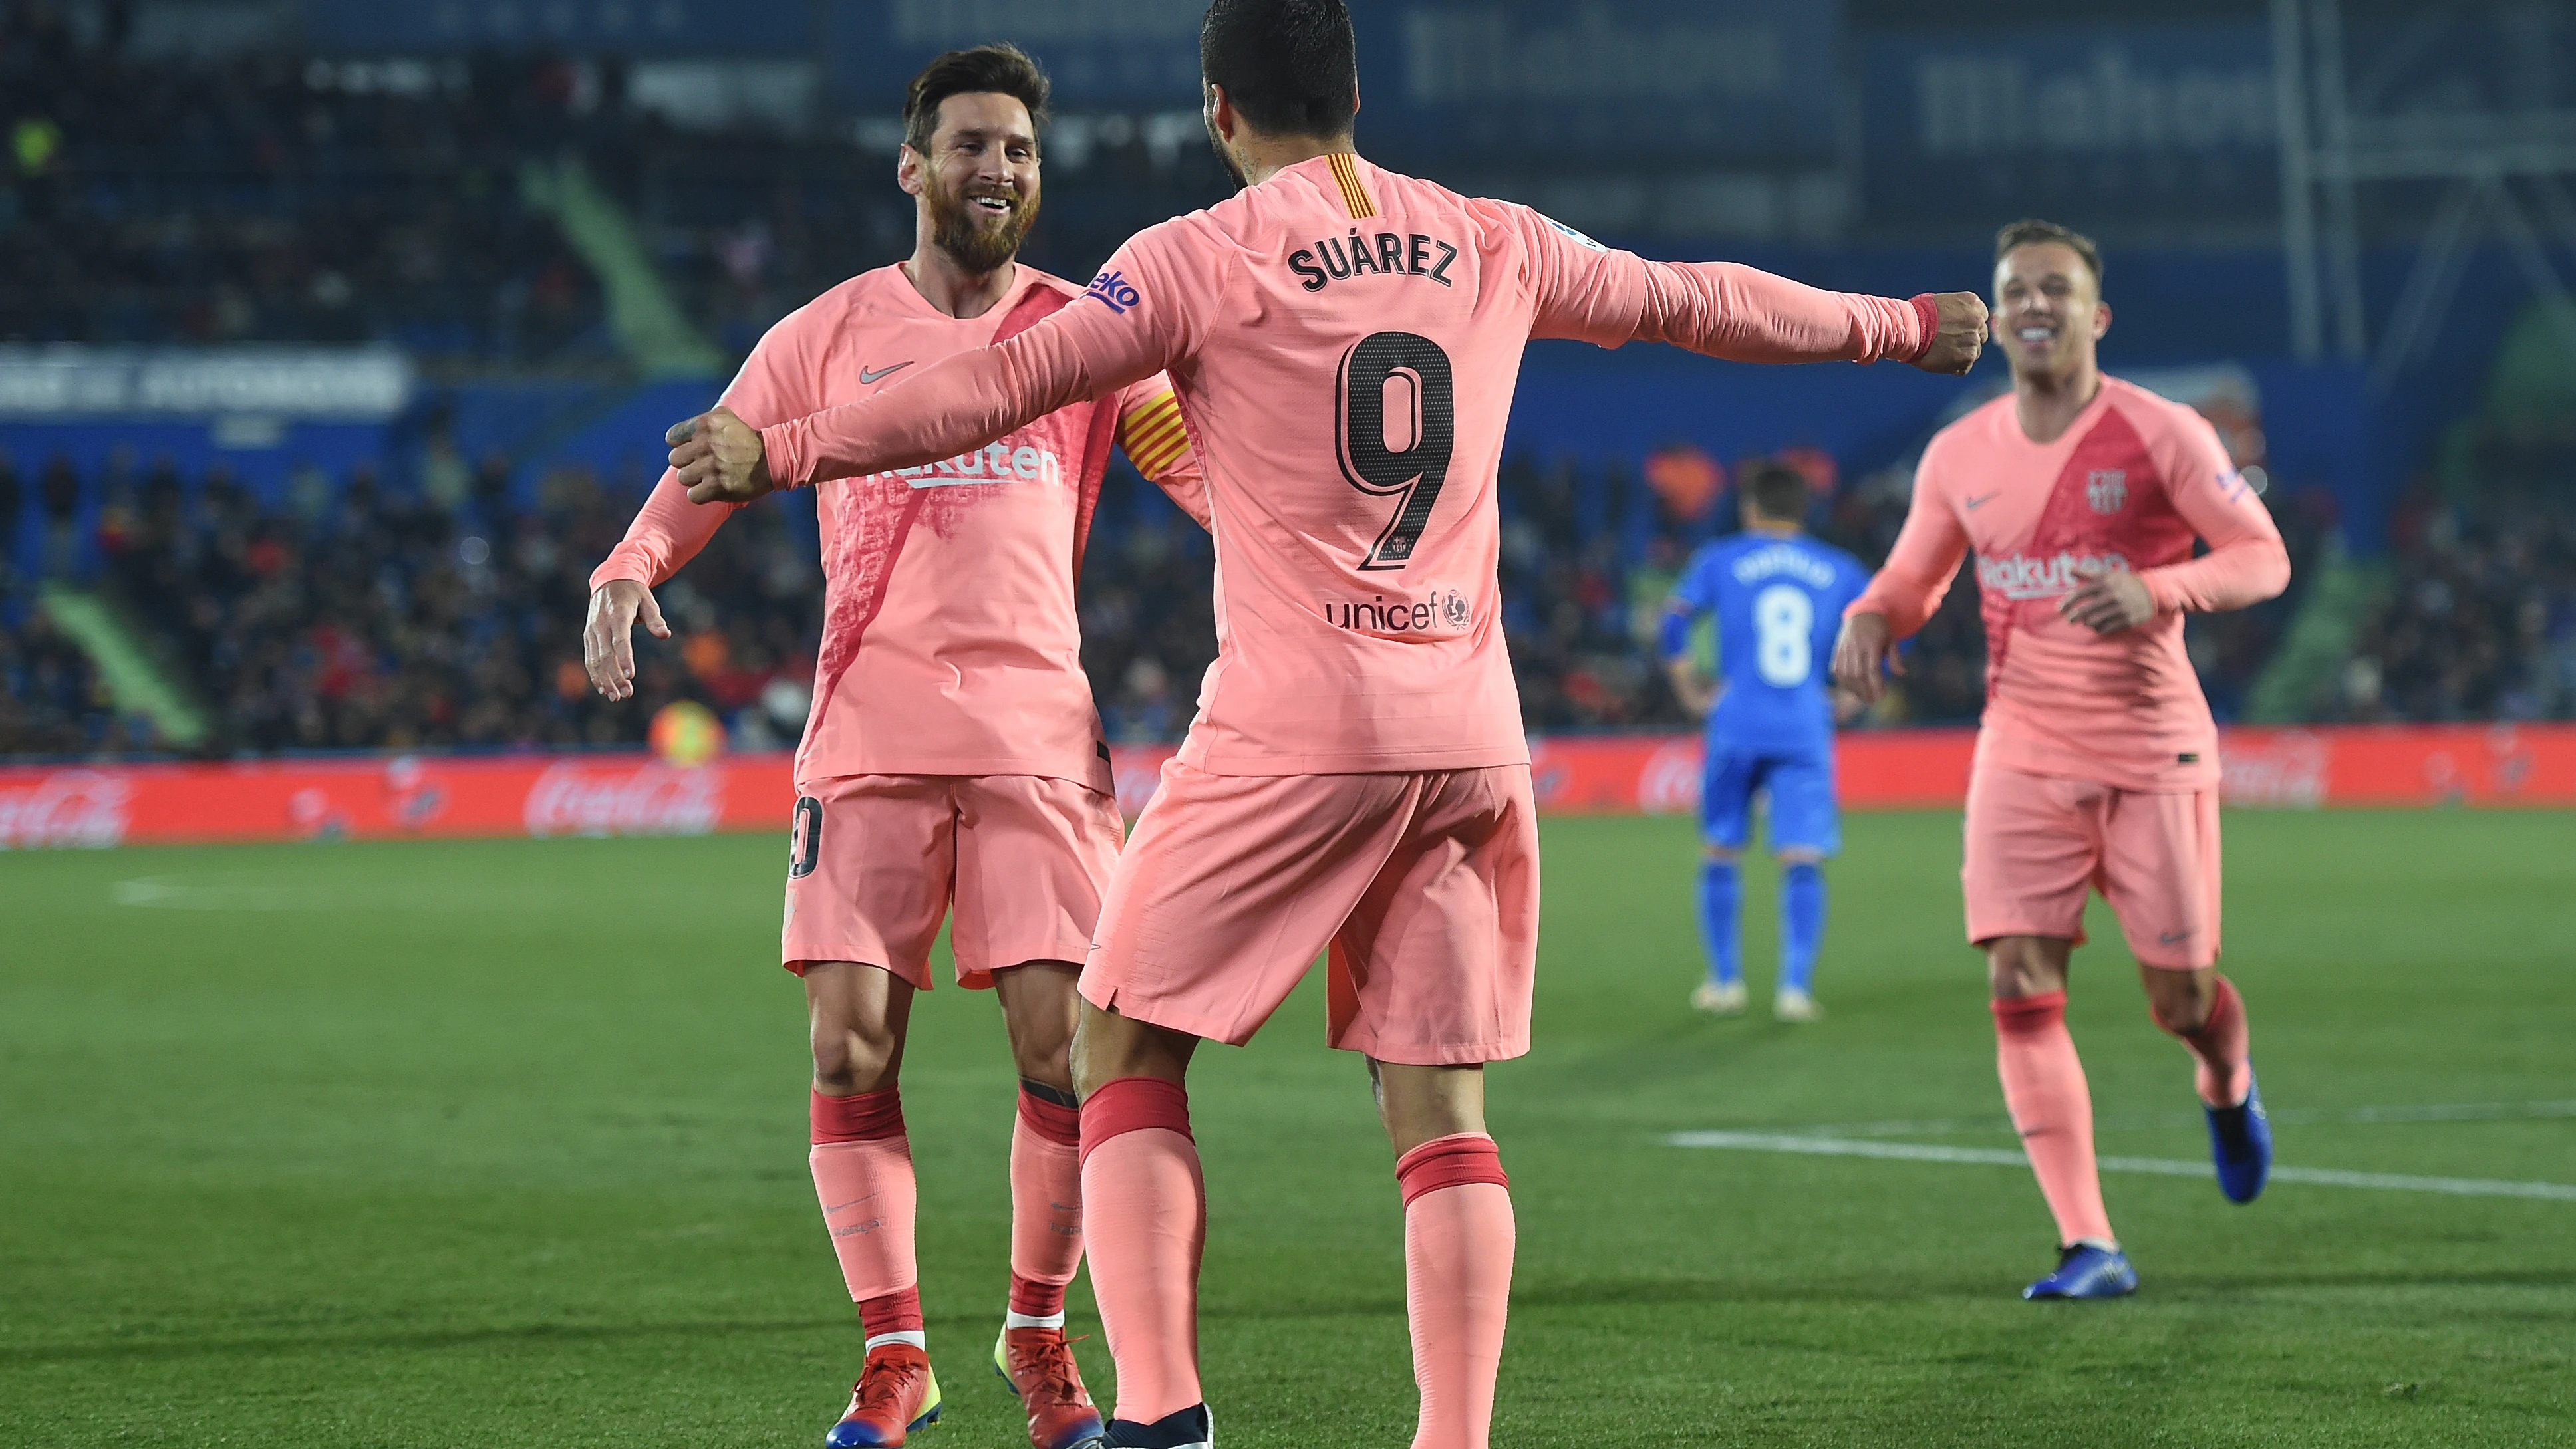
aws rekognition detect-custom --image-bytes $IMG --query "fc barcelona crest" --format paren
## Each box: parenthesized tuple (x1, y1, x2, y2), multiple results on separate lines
(2086, 469, 2128, 513)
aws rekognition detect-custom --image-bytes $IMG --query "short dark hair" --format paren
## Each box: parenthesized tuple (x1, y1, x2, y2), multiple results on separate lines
(1995, 217, 2103, 289)
(904, 44, 1050, 156)
(1201, 0, 1358, 138)
(1743, 461, 1810, 524)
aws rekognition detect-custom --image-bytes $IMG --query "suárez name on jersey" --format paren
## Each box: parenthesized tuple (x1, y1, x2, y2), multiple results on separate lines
(1288, 230, 1460, 293)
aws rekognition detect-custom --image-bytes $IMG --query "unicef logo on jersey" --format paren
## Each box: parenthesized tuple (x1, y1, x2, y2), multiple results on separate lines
(2087, 469, 2128, 513)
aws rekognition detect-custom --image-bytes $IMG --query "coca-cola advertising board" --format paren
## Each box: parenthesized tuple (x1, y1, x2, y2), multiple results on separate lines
(1, 724, 2569, 849)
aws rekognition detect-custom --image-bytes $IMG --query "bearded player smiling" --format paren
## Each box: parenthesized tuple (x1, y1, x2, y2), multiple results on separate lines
(582, 45, 1205, 1449)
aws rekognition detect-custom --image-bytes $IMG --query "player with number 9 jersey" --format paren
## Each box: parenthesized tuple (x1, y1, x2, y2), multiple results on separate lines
(754, 154, 1945, 1061)
(704, 51, 1975, 1438)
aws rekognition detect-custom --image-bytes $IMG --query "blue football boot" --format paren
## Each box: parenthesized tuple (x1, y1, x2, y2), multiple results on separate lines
(2023, 1242, 2138, 1300)
(1097, 1402, 1213, 1448)
(2205, 1070, 2271, 1204)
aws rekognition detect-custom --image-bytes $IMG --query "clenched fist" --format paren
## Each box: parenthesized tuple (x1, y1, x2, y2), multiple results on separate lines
(1910, 291, 1989, 376)
(667, 406, 776, 505)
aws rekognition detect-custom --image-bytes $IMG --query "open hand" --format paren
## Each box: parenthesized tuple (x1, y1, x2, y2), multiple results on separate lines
(1910, 292, 1988, 376)
(1831, 610, 1902, 706)
(2057, 564, 2154, 634)
(667, 406, 776, 504)
(583, 578, 670, 701)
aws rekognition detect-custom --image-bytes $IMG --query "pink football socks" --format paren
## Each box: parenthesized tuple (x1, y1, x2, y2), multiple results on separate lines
(1008, 1083, 1085, 1320)
(1396, 1134, 1516, 1449)
(1079, 1076, 1206, 1424)
(809, 1087, 925, 1345)
(2158, 974, 2254, 1109)
(1991, 991, 2116, 1246)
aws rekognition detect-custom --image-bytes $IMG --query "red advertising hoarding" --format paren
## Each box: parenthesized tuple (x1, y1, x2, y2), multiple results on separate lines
(1, 724, 2570, 850)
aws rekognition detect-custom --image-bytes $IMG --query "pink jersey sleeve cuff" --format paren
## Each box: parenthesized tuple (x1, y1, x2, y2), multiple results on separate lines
(587, 551, 656, 592)
(1904, 293, 1939, 362)
(760, 420, 813, 491)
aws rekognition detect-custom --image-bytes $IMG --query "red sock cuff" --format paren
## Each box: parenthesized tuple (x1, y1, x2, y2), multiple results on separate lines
(1017, 1085, 1082, 1148)
(1077, 1075, 1190, 1169)
(1009, 1271, 1068, 1317)
(813, 1087, 906, 1144)
(858, 1285, 923, 1337)
(1991, 990, 2069, 1035)
(1394, 1132, 1508, 1208)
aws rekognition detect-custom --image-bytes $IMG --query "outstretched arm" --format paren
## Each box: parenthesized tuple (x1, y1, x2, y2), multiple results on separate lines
(1513, 205, 1986, 373)
(672, 221, 1219, 503)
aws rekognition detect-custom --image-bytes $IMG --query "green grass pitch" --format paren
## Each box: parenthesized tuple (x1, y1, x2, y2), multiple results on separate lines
(5, 809, 2573, 1447)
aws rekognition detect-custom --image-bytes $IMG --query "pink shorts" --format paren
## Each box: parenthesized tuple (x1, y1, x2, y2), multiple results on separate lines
(1962, 764, 2221, 970)
(782, 773, 1122, 989)
(1081, 759, 1540, 1065)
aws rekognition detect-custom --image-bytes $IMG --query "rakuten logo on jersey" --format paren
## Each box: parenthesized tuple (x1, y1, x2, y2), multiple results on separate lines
(1976, 549, 2132, 601)
(867, 440, 1066, 491)
(524, 761, 723, 838)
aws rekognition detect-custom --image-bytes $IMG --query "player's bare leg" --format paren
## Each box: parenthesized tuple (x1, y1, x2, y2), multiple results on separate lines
(1070, 1003, 1210, 1448)
(990, 964, 1105, 1449)
(1985, 936, 2134, 1299)
(2139, 962, 2269, 1202)
(1690, 844, 1747, 1016)
(1372, 1060, 1513, 1449)
(805, 962, 942, 1445)
(1772, 845, 1828, 1022)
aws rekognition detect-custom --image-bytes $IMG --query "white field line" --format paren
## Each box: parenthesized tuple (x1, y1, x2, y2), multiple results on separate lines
(1665, 1130, 2576, 1202)
(1794, 1100, 2576, 1139)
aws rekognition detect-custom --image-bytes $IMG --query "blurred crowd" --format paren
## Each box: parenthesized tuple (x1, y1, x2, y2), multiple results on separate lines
(5, 437, 2567, 762)
(2333, 484, 2576, 722)
(0, 5, 1226, 365)
(0, 445, 821, 757)
(2, 7, 599, 361)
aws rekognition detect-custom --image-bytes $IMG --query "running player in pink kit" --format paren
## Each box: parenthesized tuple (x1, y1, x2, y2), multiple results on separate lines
(664, 5, 1985, 1444)
(582, 48, 1205, 1449)
(1834, 220, 2290, 1301)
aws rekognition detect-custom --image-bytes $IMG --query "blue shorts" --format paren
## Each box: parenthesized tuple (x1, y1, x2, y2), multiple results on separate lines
(1700, 746, 1840, 856)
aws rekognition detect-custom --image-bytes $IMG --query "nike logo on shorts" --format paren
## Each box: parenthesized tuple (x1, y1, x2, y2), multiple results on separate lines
(859, 361, 914, 384)
(2158, 930, 2190, 944)
(1965, 493, 1999, 510)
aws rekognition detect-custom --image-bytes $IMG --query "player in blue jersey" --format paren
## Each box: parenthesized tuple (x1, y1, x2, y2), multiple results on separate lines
(1659, 461, 1870, 1023)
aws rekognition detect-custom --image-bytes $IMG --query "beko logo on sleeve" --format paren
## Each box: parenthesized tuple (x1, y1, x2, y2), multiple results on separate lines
(1087, 270, 1141, 314)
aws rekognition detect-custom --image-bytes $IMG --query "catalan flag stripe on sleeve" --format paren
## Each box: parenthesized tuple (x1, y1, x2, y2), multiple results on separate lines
(1119, 392, 1191, 478)
(1327, 152, 1376, 220)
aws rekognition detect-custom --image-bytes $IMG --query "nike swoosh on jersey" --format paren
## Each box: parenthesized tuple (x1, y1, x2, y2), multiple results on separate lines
(858, 361, 913, 384)
(1965, 493, 1999, 509)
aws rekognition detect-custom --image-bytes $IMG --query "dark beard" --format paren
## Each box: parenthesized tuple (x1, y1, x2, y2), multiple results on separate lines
(927, 178, 1037, 275)
(1206, 114, 1250, 190)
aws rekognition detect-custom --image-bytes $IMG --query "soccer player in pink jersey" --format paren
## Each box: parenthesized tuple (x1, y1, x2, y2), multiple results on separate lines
(662, 4, 1984, 1443)
(581, 47, 1207, 1449)
(1833, 219, 2291, 1301)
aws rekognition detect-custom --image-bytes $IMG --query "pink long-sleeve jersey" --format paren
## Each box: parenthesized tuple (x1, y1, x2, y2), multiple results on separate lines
(1850, 376, 2291, 792)
(590, 263, 1205, 793)
(760, 152, 1933, 775)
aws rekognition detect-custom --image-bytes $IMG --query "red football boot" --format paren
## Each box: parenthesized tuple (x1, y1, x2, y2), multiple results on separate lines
(992, 1325, 1104, 1449)
(825, 1342, 942, 1448)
